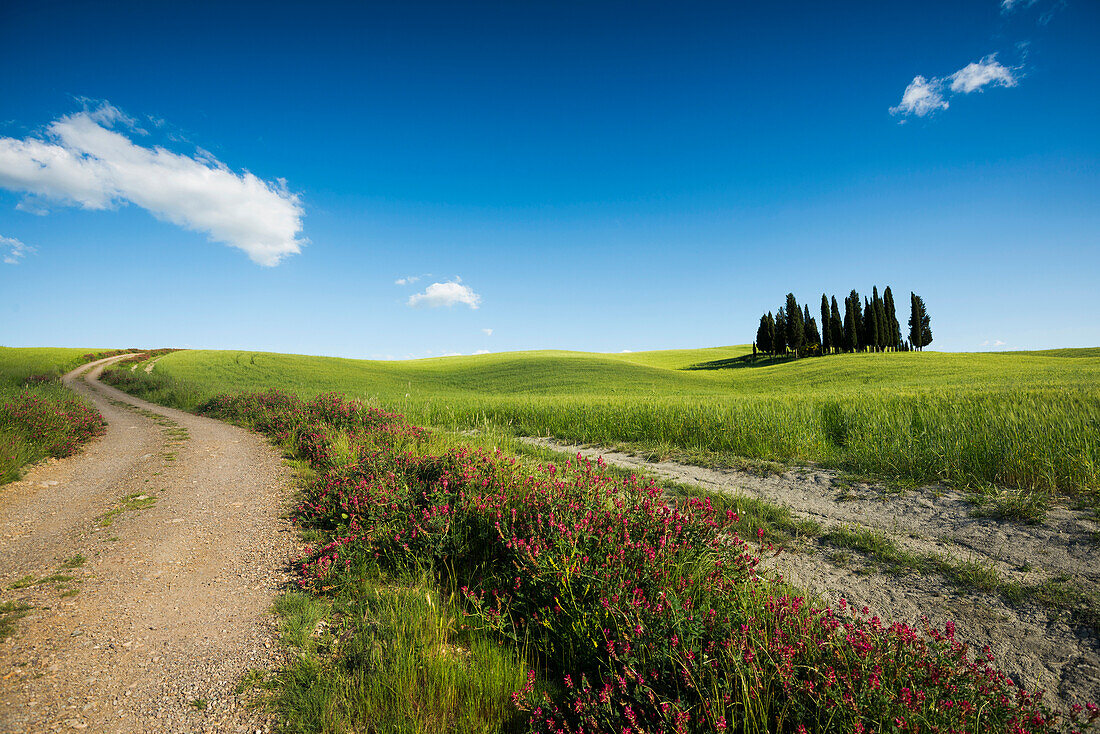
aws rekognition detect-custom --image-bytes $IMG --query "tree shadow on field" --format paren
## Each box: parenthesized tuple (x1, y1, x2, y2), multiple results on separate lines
(683, 354, 797, 371)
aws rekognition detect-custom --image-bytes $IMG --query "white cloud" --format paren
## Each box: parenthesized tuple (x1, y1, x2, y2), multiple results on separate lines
(621, 349, 633, 353)
(482, 328, 493, 336)
(949, 56, 1017, 94)
(890, 76, 949, 118)
(395, 275, 421, 286)
(440, 351, 463, 357)
(891, 55, 1019, 118)
(407, 278, 482, 309)
(0, 102, 305, 266)
(1001, 0, 1037, 11)
(1, 235, 34, 264)
(473, 349, 490, 355)
(980, 339, 1008, 347)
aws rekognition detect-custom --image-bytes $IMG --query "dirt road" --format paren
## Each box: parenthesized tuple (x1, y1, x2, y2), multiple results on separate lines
(0, 356, 295, 733)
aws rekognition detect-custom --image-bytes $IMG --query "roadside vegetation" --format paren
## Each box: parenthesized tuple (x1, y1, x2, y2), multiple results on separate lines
(196, 389, 1096, 733)
(105, 346, 1100, 515)
(0, 347, 125, 484)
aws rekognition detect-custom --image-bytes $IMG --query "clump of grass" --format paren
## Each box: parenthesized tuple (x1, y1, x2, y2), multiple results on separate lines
(61, 553, 85, 569)
(97, 492, 157, 527)
(8, 575, 38, 590)
(188, 698, 208, 711)
(0, 600, 33, 641)
(271, 582, 527, 733)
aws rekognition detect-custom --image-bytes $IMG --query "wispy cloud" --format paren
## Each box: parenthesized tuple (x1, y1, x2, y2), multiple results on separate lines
(1000, 0, 1038, 10)
(473, 349, 490, 355)
(890, 76, 949, 118)
(0, 102, 305, 265)
(407, 278, 482, 309)
(482, 327, 493, 336)
(949, 56, 1018, 94)
(981, 339, 1008, 347)
(1, 235, 34, 264)
(395, 275, 422, 286)
(891, 55, 1018, 118)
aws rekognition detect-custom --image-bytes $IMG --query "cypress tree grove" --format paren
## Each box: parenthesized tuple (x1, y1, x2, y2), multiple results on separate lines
(785, 293, 804, 355)
(909, 293, 933, 350)
(830, 296, 844, 353)
(751, 285, 928, 359)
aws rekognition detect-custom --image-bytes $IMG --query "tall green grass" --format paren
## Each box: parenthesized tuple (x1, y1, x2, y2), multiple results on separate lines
(110, 346, 1100, 500)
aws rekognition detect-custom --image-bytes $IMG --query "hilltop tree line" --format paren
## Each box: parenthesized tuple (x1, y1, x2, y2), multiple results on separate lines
(754, 287, 932, 357)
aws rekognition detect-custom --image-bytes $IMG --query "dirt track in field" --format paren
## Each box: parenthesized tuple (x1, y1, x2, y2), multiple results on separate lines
(0, 356, 295, 733)
(523, 437, 1100, 713)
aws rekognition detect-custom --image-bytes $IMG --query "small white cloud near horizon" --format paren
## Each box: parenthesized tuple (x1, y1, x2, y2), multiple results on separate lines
(891, 55, 1019, 118)
(473, 349, 490, 355)
(981, 339, 1008, 347)
(2, 235, 34, 264)
(482, 327, 493, 336)
(0, 101, 305, 266)
(407, 278, 482, 309)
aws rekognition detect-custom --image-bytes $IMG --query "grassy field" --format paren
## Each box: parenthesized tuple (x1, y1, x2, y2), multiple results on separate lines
(0, 347, 116, 483)
(112, 345, 1100, 512)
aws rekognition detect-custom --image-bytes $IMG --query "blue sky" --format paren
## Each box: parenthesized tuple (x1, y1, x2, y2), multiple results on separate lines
(1, 0, 1097, 358)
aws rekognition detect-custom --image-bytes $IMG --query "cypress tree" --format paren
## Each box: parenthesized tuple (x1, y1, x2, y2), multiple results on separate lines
(756, 314, 771, 354)
(883, 286, 901, 349)
(803, 304, 819, 352)
(805, 315, 822, 353)
(766, 312, 776, 354)
(843, 297, 857, 352)
(849, 290, 863, 351)
(864, 297, 880, 352)
(775, 307, 787, 354)
(873, 287, 888, 351)
(820, 294, 831, 353)
(909, 293, 933, 350)
(829, 296, 843, 354)
(785, 293, 804, 355)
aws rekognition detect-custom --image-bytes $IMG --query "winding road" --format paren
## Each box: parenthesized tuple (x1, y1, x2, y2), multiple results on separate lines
(0, 355, 295, 733)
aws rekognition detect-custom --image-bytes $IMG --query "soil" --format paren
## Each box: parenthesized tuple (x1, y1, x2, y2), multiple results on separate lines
(0, 356, 296, 733)
(522, 437, 1100, 713)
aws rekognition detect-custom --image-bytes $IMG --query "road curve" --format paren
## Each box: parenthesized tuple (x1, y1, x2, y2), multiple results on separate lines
(0, 356, 295, 733)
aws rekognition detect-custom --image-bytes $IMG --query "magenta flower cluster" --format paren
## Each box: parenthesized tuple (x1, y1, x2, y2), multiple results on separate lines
(200, 390, 1098, 734)
(0, 388, 106, 459)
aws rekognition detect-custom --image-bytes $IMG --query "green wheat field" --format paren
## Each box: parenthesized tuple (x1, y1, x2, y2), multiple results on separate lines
(104, 345, 1099, 506)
